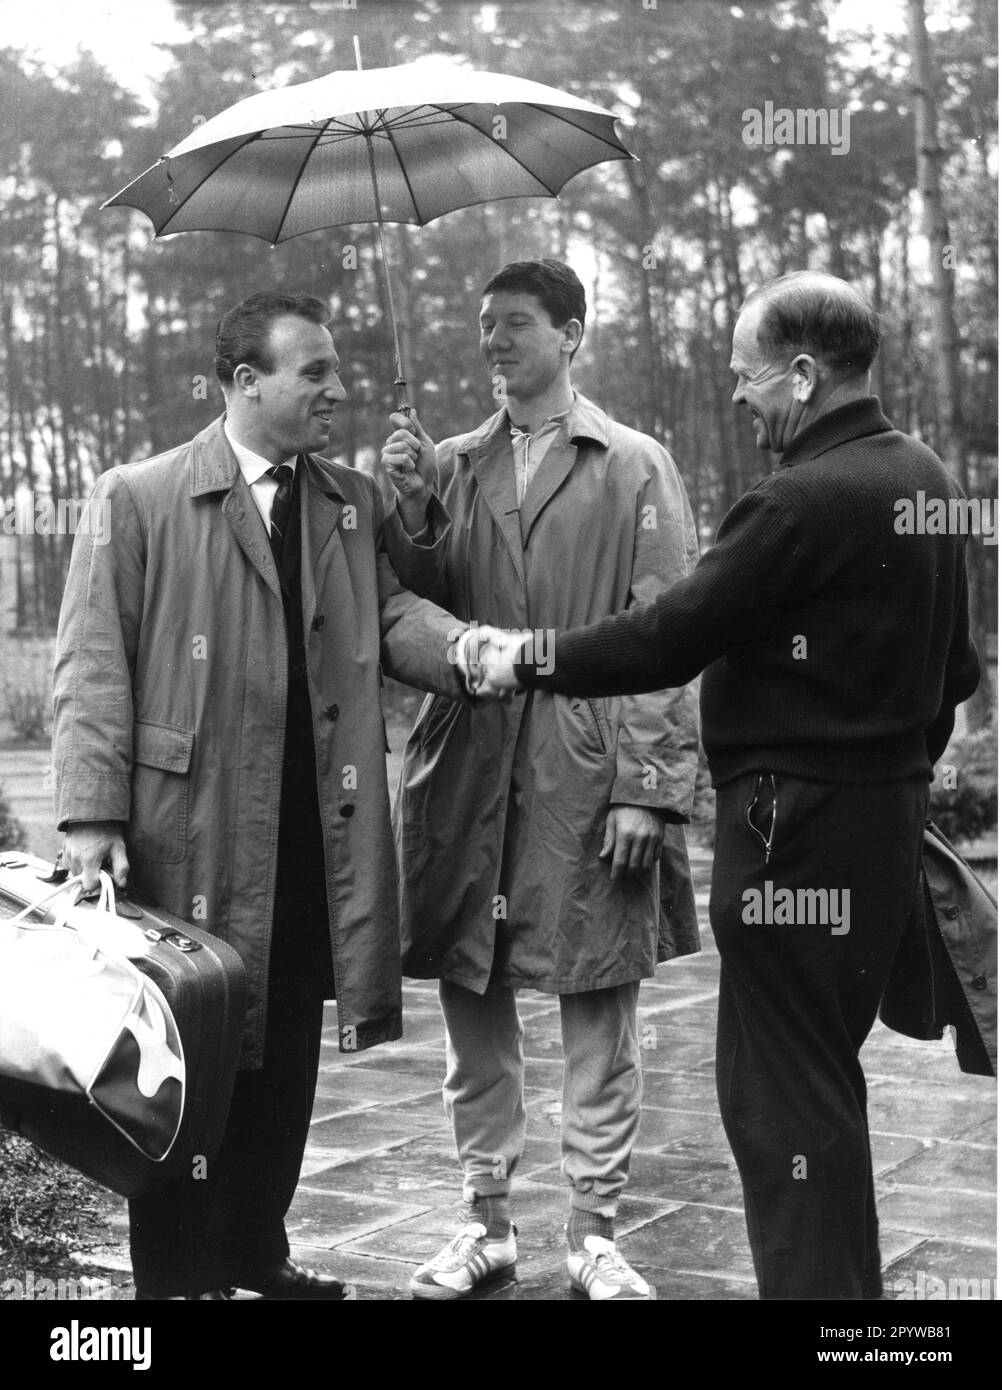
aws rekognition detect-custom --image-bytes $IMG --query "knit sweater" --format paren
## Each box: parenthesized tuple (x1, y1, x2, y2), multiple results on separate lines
(517, 397, 981, 786)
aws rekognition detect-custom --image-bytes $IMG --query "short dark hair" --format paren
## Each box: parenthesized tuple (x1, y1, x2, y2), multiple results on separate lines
(745, 272, 881, 377)
(214, 291, 329, 385)
(481, 258, 587, 333)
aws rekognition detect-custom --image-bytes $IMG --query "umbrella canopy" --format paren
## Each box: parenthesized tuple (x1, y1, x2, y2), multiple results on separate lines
(104, 61, 635, 241)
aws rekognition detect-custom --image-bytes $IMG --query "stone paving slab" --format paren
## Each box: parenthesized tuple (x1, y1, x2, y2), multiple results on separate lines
(301, 1141, 462, 1199)
(870, 1132, 931, 1176)
(876, 1189, 997, 1247)
(882, 1238, 999, 1299)
(865, 1076, 997, 1141)
(885, 1139, 997, 1192)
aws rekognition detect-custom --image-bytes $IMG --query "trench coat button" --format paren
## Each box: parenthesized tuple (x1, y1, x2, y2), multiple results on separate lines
(312, 614, 325, 631)
(945, 905, 960, 919)
(324, 702, 339, 720)
(972, 974, 987, 990)
(339, 803, 354, 818)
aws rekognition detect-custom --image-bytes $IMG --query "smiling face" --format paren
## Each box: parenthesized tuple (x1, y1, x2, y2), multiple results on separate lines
(478, 290, 579, 406)
(730, 302, 809, 454)
(238, 313, 347, 462)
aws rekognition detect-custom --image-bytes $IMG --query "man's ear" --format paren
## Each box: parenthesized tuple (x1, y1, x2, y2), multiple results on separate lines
(232, 363, 259, 398)
(562, 318, 584, 355)
(791, 353, 818, 401)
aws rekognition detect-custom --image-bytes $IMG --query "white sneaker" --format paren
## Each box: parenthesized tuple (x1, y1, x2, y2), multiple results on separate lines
(567, 1235, 655, 1300)
(409, 1222, 517, 1300)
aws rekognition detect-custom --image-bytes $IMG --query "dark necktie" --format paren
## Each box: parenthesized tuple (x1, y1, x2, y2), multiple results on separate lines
(266, 463, 294, 560)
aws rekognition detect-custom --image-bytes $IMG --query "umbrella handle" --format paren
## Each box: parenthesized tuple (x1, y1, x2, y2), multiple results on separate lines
(395, 379, 411, 416)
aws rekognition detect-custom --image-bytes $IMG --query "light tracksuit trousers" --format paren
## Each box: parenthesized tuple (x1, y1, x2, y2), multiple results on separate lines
(439, 978, 642, 1219)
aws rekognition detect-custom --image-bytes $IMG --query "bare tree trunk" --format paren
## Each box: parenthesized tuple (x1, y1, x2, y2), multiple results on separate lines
(120, 237, 134, 465)
(623, 159, 662, 438)
(899, 200, 915, 434)
(868, 226, 886, 405)
(907, 0, 993, 732)
(906, 0, 964, 476)
(825, 214, 848, 279)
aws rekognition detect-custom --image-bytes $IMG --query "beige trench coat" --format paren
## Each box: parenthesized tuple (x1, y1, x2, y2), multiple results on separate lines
(53, 416, 461, 1065)
(392, 394, 701, 993)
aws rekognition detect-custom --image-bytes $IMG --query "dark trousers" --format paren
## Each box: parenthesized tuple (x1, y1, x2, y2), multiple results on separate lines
(710, 771, 928, 1301)
(129, 886, 328, 1298)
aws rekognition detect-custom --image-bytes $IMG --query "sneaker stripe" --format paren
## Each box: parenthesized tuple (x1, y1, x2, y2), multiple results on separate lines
(411, 1226, 516, 1299)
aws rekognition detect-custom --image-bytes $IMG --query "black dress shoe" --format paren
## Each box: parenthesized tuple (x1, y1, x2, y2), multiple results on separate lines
(238, 1257, 354, 1300)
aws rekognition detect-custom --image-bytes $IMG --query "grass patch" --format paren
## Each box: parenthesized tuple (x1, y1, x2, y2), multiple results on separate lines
(0, 1129, 109, 1282)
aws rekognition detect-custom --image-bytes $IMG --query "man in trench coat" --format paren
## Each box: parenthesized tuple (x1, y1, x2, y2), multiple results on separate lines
(52, 291, 466, 1300)
(381, 258, 700, 1300)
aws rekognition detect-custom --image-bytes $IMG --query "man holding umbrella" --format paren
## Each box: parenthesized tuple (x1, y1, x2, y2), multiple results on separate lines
(382, 258, 700, 1301)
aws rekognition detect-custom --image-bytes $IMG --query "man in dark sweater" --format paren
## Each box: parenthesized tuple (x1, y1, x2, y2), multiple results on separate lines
(478, 271, 981, 1299)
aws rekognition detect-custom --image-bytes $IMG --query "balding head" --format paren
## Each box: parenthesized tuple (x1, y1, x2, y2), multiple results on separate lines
(730, 272, 880, 454)
(743, 271, 881, 380)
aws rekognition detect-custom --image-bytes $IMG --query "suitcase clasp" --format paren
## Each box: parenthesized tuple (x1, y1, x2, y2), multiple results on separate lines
(144, 926, 201, 953)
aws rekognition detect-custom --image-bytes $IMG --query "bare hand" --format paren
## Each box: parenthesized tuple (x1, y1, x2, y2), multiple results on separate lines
(470, 625, 530, 698)
(382, 411, 437, 531)
(62, 820, 129, 891)
(599, 805, 665, 881)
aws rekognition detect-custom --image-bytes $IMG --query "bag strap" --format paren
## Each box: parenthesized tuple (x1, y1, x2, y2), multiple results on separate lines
(6, 869, 117, 929)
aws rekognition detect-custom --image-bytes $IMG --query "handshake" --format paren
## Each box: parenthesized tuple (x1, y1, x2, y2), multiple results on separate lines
(455, 625, 532, 700)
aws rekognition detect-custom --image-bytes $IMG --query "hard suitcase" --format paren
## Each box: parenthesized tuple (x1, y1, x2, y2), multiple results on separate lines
(0, 849, 246, 1199)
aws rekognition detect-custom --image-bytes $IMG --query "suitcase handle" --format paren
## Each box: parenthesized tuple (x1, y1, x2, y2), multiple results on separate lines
(5, 871, 95, 927)
(4, 870, 203, 953)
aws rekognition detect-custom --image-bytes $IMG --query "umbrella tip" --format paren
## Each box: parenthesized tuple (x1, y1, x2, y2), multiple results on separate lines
(353, 34, 363, 71)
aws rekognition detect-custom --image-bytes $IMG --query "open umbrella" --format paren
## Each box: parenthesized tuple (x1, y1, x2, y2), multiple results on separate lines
(104, 56, 635, 408)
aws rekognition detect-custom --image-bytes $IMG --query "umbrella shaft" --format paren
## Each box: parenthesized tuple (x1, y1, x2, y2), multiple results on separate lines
(364, 130, 409, 408)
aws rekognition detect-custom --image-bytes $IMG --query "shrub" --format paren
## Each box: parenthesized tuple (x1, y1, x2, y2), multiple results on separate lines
(0, 783, 27, 850)
(929, 722, 998, 844)
(0, 640, 53, 744)
(0, 1129, 106, 1278)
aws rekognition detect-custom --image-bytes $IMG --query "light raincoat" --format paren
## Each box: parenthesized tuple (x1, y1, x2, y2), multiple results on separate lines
(392, 395, 700, 993)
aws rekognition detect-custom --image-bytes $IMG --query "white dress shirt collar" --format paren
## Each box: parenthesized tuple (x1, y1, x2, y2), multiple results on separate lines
(224, 420, 298, 485)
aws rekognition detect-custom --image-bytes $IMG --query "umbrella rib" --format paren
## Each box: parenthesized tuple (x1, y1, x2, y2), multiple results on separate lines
(269, 122, 327, 241)
(431, 104, 631, 197)
(439, 106, 562, 196)
(155, 134, 264, 234)
(381, 122, 425, 224)
(502, 101, 635, 161)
